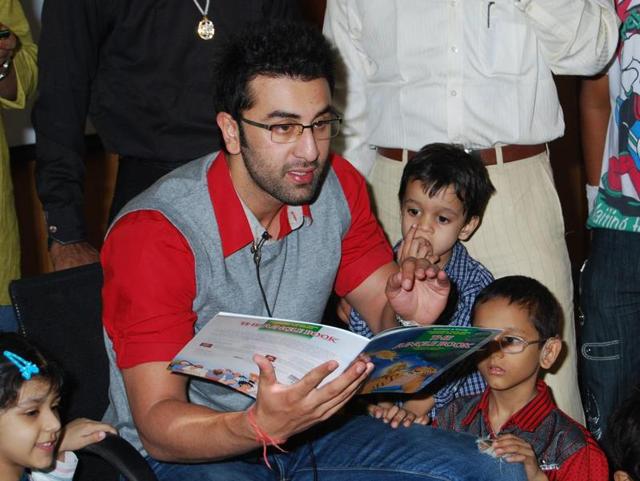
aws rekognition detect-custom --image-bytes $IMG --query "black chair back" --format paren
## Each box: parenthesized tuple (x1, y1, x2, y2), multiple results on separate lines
(10, 263, 157, 481)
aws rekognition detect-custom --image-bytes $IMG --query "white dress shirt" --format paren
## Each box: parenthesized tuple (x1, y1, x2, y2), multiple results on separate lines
(323, 0, 619, 175)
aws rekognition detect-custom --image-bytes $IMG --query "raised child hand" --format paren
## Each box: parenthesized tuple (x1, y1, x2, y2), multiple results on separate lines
(493, 434, 548, 481)
(58, 418, 118, 455)
(397, 224, 440, 265)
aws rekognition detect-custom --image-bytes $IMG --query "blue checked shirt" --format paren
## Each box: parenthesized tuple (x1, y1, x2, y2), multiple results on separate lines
(348, 241, 493, 413)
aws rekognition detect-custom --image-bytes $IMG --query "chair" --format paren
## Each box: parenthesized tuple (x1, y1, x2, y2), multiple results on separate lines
(9, 263, 158, 481)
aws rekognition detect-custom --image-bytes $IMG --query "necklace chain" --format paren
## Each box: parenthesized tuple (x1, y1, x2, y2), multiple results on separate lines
(191, 0, 210, 17)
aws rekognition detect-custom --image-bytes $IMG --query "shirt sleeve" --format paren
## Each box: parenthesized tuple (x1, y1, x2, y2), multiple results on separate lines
(556, 436, 609, 481)
(0, 0, 37, 110)
(33, 0, 108, 244)
(450, 263, 494, 327)
(517, 0, 619, 76)
(101, 210, 197, 369)
(30, 452, 78, 481)
(332, 155, 393, 297)
(323, 0, 377, 176)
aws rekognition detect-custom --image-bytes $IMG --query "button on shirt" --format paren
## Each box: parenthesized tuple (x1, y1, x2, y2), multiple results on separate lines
(323, 0, 619, 175)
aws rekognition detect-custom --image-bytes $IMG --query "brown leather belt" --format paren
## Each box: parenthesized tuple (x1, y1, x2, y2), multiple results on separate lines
(377, 144, 546, 166)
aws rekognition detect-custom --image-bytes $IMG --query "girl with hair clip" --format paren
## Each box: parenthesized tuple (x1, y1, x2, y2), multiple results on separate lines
(0, 332, 116, 481)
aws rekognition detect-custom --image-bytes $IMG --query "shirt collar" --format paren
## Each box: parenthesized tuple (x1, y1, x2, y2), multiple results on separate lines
(462, 380, 554, 433)
(208, 151, 312, 257)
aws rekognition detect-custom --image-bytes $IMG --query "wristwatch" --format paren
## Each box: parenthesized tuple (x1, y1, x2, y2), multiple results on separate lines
(0, 57, 12, 82)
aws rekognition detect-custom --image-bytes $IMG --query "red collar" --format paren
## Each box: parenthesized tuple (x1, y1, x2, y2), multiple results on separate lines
(462, 380, 555, 433)
(208, 151, 312, 257)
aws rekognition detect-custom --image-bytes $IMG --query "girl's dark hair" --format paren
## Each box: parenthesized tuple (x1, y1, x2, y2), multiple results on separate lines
(0, 333, 63, 409)
(214, 21, 336, 121)
(473, 276, 562, 340)
(606, 388, 640, 480)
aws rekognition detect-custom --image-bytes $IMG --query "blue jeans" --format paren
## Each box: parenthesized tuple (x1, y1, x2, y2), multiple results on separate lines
(579, 229, 640, 441)
(146, 415, 525, 480)
(0, 305, 18, 332)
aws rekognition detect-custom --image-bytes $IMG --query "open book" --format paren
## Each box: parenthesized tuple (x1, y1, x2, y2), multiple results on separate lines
(168, 312, 500, 398)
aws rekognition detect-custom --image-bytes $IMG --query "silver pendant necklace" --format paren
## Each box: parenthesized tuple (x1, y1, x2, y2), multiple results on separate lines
(191, 0, 215, 40)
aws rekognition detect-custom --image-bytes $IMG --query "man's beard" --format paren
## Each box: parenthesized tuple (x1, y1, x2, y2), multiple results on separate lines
(240, 144, 329, 206)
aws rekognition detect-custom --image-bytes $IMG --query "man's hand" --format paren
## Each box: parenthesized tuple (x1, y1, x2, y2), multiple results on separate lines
(57, 418, 117, 459)
(386, 255, 450, 325)
(493, 434, 548, 481)
(50, 241, 100, 271)
(250, 354, 374, 441)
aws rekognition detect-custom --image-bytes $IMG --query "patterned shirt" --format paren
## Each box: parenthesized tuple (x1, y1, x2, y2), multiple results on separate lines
(348, 241, 493, 411)
(434, 380, 609, 481)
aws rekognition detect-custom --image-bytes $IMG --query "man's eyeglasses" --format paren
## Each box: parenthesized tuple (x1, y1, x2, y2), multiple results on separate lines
(240, 117, 342, 144)
(478, 335, 547, 355)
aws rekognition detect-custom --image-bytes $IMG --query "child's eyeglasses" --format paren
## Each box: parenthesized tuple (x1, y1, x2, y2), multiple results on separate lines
(478, 335, 546, 355)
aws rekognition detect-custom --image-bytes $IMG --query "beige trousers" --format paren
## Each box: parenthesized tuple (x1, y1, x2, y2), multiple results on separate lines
(368, 149, 585, 424)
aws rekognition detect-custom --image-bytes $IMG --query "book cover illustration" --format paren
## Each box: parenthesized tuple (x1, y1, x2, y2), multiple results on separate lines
(360, 325, 497, 394)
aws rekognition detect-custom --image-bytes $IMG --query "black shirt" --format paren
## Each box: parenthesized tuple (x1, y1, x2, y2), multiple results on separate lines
(34, 0, 300, 243)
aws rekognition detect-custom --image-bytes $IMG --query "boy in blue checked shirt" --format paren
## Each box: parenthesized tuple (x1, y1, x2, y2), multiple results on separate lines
(348, 143, 495, 424)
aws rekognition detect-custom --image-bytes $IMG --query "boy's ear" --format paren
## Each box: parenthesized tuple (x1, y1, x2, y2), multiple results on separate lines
(217, 112, 241, 155)
(539, 337, 562, 369)
(458, 216, 480, 241)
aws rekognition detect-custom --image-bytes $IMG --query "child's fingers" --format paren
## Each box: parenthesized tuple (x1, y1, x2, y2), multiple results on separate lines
(389, 409, 412, 428)
(414, 415, 430, 425)
(383, 405, 400, 423)
(367, 403, 385, 419)
(502, 453, 527, 463)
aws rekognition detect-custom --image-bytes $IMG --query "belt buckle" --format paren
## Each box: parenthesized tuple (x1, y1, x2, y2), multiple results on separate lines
(465, 147, 483, 163)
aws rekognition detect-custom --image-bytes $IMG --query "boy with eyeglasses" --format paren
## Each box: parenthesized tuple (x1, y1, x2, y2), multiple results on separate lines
(434, 276, 608, 481)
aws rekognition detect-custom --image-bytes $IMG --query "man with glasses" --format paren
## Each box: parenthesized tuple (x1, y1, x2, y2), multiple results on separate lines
(435, 276, 608, 480)
(100, 22, 526, 481)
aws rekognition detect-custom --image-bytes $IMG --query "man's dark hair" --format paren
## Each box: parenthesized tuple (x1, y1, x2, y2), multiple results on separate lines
(473, 276, 562, 340)
(606, 388, 640, 480)
(398, 143, 496, 222)
(214, 21, 336, 120)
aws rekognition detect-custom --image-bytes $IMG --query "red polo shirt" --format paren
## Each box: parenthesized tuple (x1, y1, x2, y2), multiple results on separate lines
(102, 152, 393, 369)
(434, 380, 609, 481)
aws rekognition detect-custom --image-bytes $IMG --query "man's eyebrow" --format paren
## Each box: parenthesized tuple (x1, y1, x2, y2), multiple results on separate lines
(265, 106, 335, 121)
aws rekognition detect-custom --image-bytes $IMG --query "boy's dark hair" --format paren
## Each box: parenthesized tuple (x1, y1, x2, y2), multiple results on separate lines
(398, 143, 496, 222)
(606, 388, 640, 480)
(214, 21, 336, 120)
(0, 333, 63, 409)
(473, 276, 562, 340)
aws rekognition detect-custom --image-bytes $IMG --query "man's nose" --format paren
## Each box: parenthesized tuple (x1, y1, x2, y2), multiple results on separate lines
(293, 127, 320, 161)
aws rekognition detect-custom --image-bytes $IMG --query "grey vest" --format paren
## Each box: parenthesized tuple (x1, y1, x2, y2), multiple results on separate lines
(103, 152, 352, 453)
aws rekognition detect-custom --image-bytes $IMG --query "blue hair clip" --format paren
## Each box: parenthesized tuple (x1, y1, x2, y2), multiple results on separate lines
(3, 351, 40, 380)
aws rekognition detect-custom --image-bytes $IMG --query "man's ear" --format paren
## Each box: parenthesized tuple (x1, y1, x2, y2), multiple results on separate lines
(613, 471, 633, 481)
(458, 216, 480, 241)
(217, 112, 241, 154)
(539, 337, 562, 369)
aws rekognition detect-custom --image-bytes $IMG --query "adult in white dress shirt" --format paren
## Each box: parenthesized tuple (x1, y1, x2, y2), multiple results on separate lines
(323, 0, 619, 424)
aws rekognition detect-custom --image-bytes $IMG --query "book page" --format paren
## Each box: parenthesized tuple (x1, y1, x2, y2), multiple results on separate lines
(169, 312, 369, 398)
